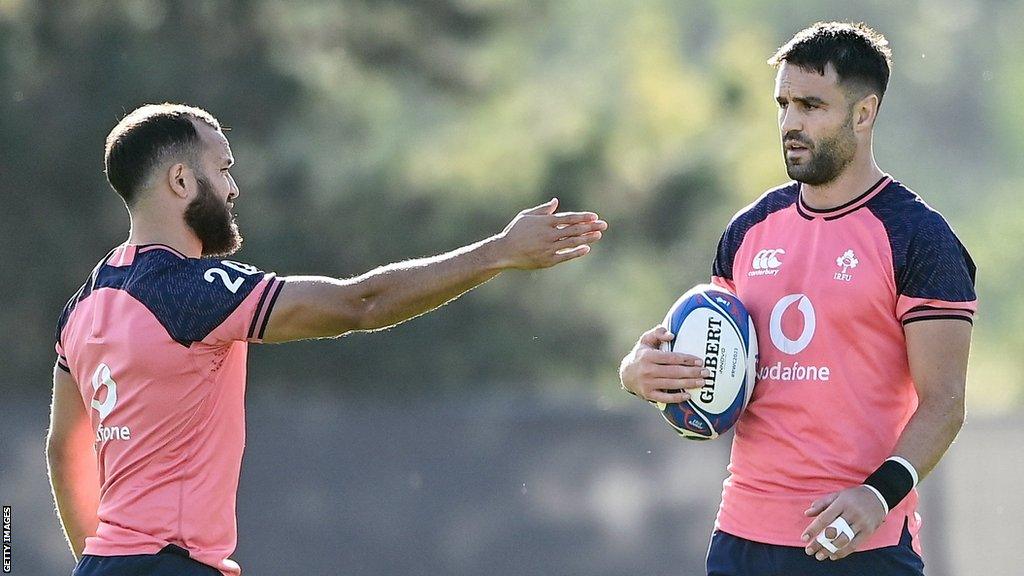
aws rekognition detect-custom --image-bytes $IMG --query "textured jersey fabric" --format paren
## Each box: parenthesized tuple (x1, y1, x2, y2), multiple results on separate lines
(55, 244, 285, 576)
(709, 175, 977, 552)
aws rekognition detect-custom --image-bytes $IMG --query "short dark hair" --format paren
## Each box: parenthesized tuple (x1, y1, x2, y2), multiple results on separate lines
(768, 22, 892, 104)
(104, 103, 221, 205)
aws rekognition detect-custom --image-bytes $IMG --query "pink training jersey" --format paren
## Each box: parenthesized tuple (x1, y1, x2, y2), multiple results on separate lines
(708, 175, 977, 553)
(55, 244, 285, 576)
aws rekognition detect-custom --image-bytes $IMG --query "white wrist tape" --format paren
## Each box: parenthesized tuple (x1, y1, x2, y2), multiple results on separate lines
(886, 456, 920, 488)
(862, 483, 890, 516)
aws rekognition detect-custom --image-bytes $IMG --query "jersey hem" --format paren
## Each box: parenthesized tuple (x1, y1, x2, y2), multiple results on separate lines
(716, 485, 919, 552)
(712, 523, 902, 552)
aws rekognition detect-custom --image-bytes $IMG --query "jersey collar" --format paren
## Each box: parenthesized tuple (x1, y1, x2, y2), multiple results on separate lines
(796, 175, 892, 221)
(106, 243, 189, 266)
(133, 243, 188, 259)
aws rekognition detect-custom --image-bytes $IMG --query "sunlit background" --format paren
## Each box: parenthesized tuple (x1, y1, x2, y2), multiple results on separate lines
(1, 1, 1020, 574)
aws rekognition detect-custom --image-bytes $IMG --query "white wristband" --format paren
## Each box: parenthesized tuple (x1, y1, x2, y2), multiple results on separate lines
(861, 483, 890, 516)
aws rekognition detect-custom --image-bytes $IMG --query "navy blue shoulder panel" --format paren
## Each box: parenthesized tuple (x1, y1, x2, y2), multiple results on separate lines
(712, 183, 799, 281)
(865, 181, 976, 301)
(55, 247, 118, 348)
(56, 248, 267, 348)
(127, 252, 267, 346)
(55, 283, 89, 348)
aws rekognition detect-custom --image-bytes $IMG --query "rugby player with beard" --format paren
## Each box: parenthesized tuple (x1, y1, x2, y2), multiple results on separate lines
(620, 22, 976, 575)
(48, 103, 607, 576)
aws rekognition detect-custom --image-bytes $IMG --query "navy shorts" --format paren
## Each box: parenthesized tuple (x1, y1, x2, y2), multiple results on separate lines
(706, 518, 925, 576)
(71, 544, 221, 576)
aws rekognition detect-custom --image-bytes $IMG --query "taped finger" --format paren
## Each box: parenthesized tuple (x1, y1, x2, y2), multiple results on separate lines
(831, 530, 868, 560)
(815, 516, 855, 554)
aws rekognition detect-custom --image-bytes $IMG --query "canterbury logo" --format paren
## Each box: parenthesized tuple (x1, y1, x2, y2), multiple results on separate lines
(91, 363, 118, 421)
(749, 249, 785, 277)
(769, 294, 816, 354)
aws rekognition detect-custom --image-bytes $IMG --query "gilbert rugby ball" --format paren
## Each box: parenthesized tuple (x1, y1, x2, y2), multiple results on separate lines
(657, 284, 758, 440)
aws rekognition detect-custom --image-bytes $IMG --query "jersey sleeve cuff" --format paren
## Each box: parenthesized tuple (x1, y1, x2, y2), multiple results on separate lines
(900, 306, 975, 326)
(247, 276, 285, 342)
(56, 356, 70, 373)
(897, 295, 977, 325)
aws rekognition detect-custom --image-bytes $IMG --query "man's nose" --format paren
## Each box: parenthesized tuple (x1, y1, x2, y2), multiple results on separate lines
(780, 107, 801, 135)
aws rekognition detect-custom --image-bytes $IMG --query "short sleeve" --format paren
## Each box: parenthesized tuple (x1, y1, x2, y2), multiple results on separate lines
(895, 219, 977, 325)
(202, 272, 286, 346)
(55, 341, 70, 373)
(711, 229, 738, 293)
(54, 285, 84, 373)
(137, 258, 284, 346)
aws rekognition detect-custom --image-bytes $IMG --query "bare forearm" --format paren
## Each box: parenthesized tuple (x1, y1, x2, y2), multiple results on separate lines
(894, 319, 972, 482)
(890, 396, 965, 482)
(351, 235, 506, 330)
(47, 451, 100, 560)
(263, 201, 606, 342)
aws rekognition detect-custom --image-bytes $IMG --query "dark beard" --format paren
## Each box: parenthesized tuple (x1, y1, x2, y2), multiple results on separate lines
(784, 113, 857, 186)
(184, 176, 242, 257)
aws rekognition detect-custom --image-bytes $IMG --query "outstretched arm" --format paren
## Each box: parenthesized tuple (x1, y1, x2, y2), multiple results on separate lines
(47, 366, 100, 561)
(262, 199, 606, 343)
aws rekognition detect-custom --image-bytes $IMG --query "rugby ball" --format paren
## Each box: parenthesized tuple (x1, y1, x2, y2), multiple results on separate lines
(656, 284, 758, 440)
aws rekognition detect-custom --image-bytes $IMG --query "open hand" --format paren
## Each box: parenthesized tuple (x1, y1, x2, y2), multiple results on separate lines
(495, 198, 607, 270)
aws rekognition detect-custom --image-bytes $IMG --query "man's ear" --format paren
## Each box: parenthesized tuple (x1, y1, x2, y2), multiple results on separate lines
(853, 92, 880, 133)
(167, 163, 192, 199)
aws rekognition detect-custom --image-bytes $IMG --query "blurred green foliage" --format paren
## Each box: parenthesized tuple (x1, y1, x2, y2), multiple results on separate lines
(2, 0, 1019, 408)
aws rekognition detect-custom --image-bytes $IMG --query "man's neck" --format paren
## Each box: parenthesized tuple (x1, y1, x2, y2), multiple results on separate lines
(800, 155, 885, 210)
(126, 213, 203, 258)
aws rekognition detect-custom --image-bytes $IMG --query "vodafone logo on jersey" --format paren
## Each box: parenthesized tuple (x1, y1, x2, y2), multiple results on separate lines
(749, 249, 785, 277)
(760, 294, 831, 382)
(91, 363, 132, 443)
(91, 364, 118, 420)
(769, 294, 815, 354)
